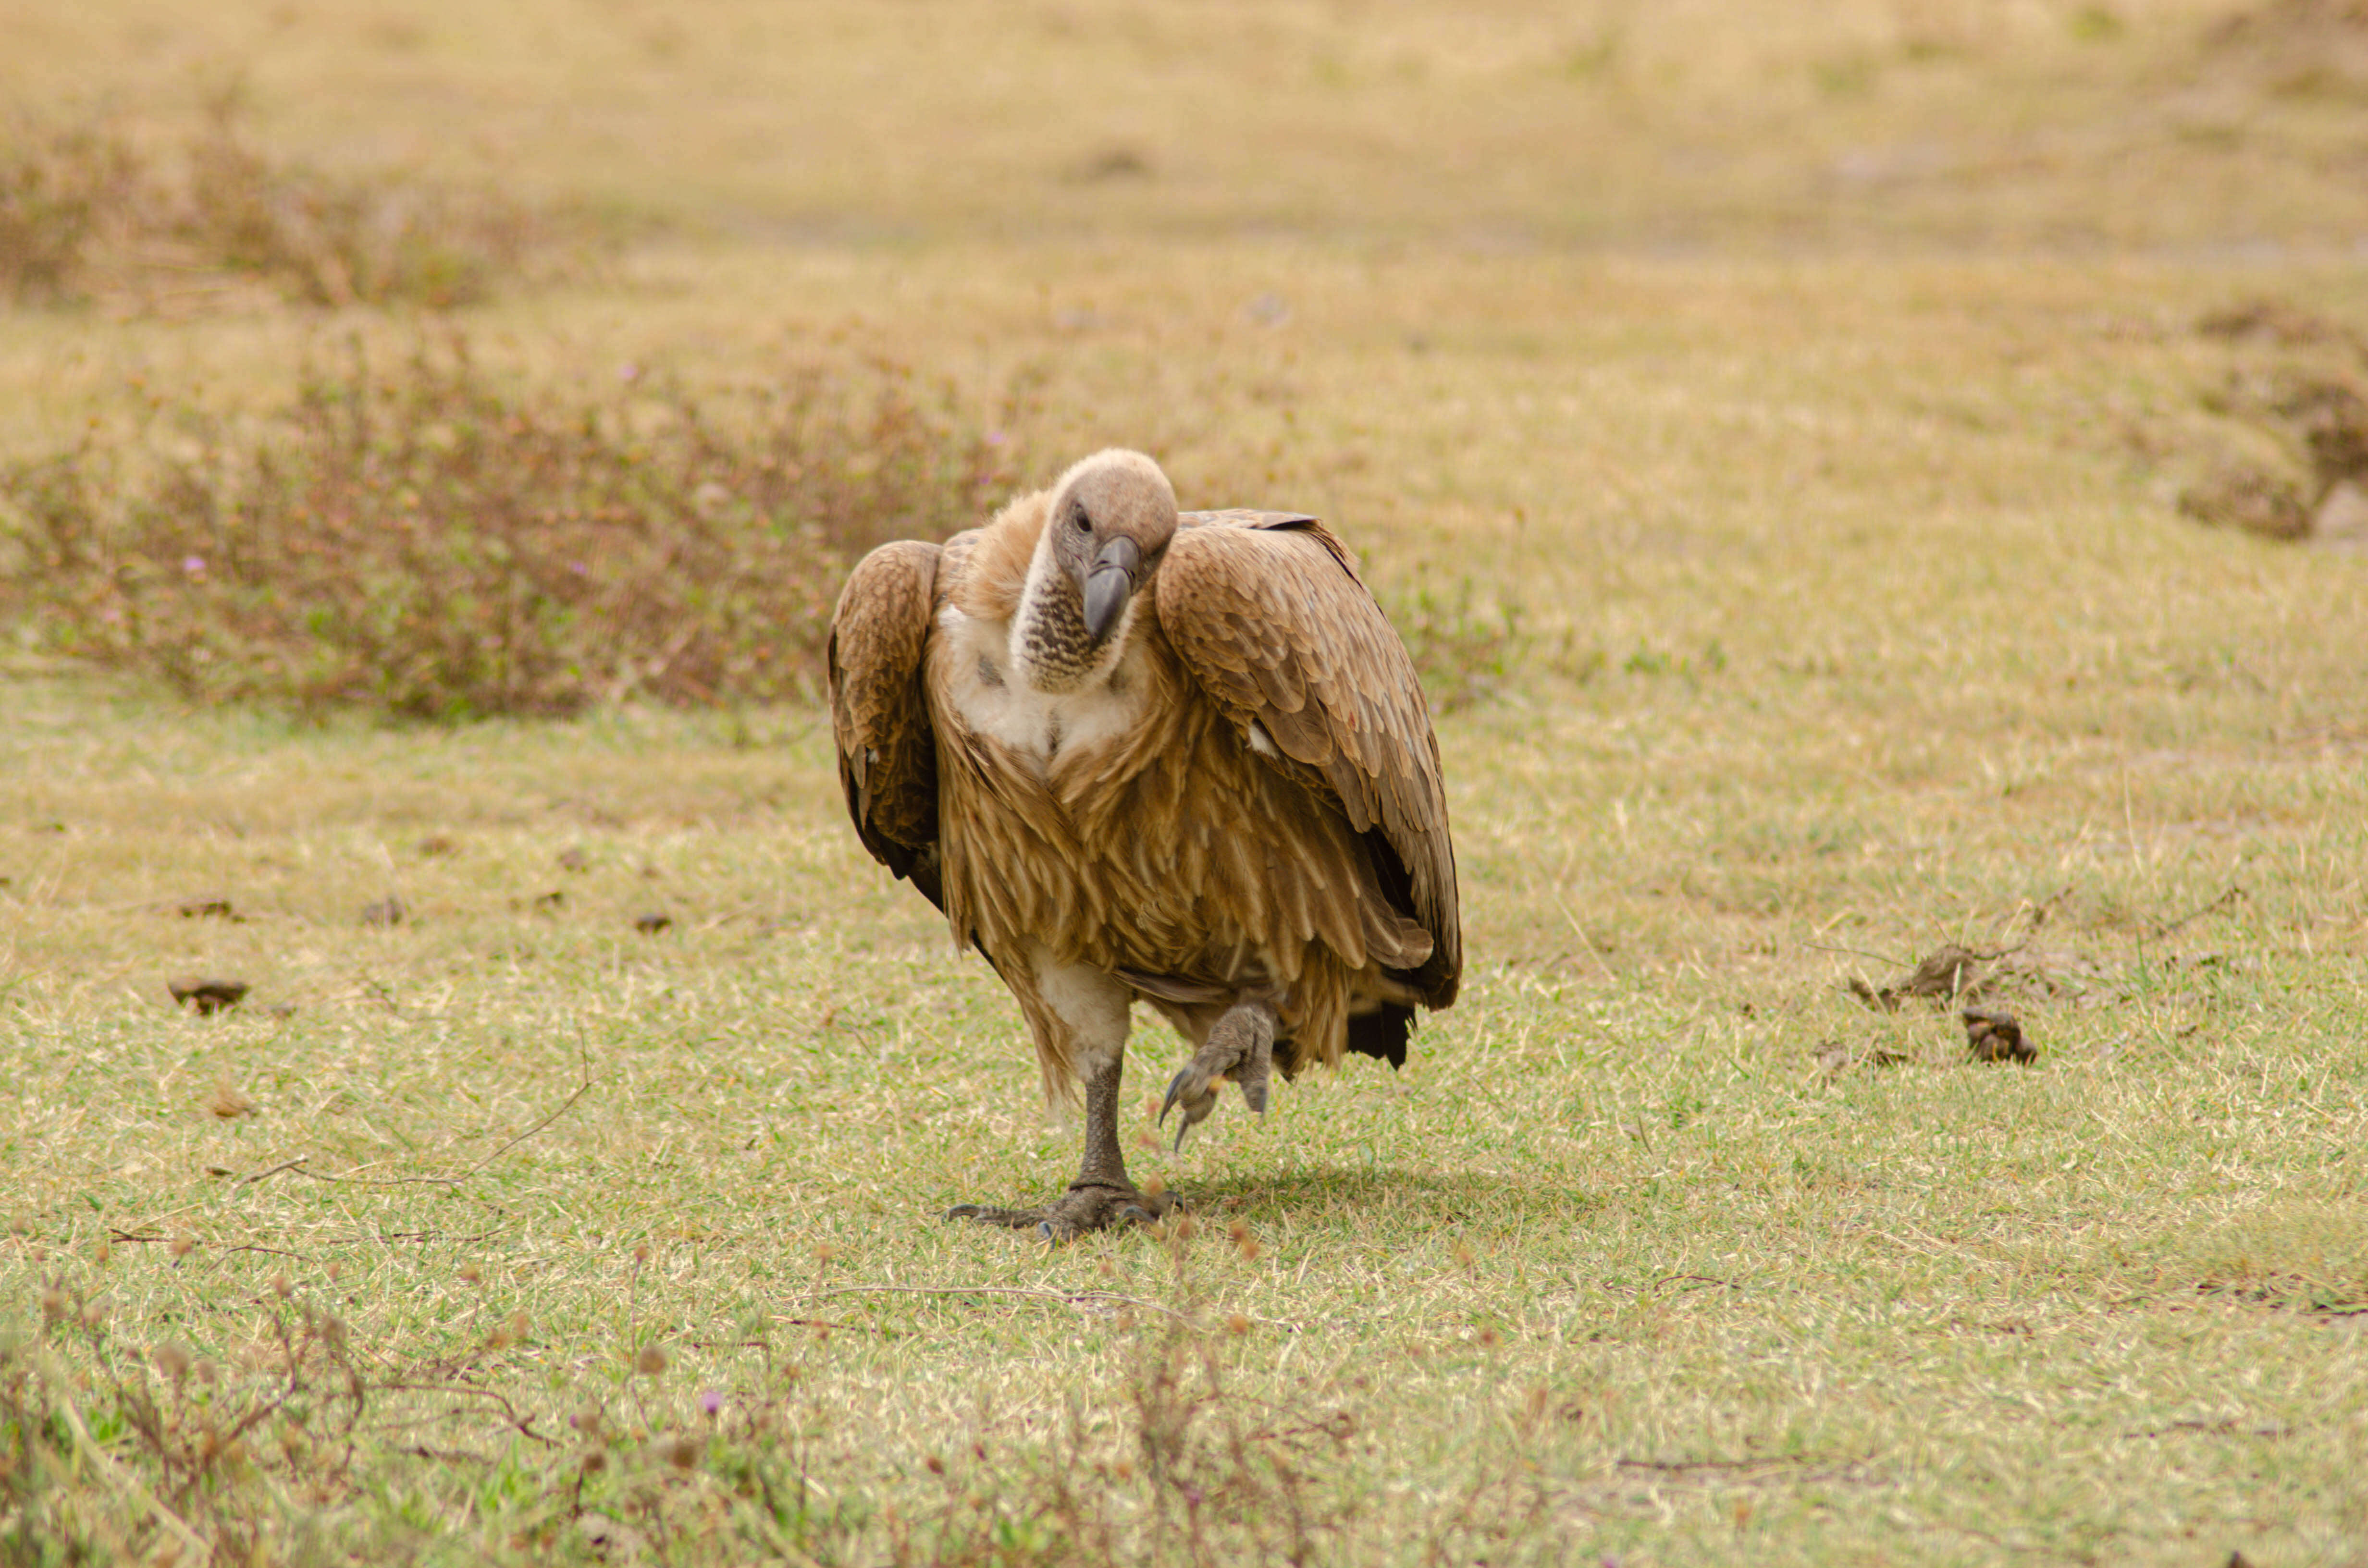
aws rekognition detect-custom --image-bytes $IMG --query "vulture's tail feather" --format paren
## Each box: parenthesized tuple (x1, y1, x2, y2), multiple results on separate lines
(1347, 1004, 1414, 1069)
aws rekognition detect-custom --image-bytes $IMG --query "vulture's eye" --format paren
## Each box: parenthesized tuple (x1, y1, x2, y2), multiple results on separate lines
(1073, 509, 1092, 533)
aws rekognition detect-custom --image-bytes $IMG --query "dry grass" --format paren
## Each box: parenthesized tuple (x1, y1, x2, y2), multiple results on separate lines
(4, 0, 2367, 253)
(6, 0, 2368, 1563)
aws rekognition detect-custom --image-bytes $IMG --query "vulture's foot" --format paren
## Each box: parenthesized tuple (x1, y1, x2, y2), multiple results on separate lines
(1159, 1002, 1277, 1151)
(946, 1180, 1178, 1244)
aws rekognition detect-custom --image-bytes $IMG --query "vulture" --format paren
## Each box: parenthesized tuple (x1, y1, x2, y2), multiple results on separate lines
(827, 449, 1459, 1239)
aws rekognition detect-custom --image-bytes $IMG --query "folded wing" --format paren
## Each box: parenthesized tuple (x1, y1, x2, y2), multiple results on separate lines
(1158, 512, 1461, 1007)
(826, 538, 944, 909)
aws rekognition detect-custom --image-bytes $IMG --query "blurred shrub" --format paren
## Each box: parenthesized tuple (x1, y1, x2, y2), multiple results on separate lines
(0, 335, 1026, 719)
(0, 94, 583, 309)
(0, 115, 145, 303)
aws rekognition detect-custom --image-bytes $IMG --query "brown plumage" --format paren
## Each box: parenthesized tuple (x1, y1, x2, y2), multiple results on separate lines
(827, 448, 1459, 1239)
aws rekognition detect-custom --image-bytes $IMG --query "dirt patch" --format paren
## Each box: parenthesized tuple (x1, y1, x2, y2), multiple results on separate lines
(1841, 937, 2151, 1015)
(2178, 463, 2311, 540)
(1814, 1041, 1908, 1074)
(2178, 300, 2368, 546)
(1845, 944, 1991, 1011)
(2197, 297, 2367, 351)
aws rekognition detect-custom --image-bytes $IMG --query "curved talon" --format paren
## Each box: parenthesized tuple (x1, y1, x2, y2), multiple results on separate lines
(1037, 1221, 1058, 1243)
(1162, 1066, 1218, 1151)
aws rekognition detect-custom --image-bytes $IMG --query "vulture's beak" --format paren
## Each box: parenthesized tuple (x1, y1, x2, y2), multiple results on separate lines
(1082, 536, 1142, 645)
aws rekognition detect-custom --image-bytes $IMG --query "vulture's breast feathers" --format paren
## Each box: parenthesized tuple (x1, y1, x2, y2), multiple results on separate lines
(931, 597, 1159, 785)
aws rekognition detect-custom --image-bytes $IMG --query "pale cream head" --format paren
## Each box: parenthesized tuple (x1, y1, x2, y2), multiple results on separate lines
(1012, 449, 1179, 691)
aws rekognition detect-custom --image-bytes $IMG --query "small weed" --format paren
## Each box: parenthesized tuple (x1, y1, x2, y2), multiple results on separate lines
(0, 1296, 368, 1566)
(1621, 639, 1726, 680)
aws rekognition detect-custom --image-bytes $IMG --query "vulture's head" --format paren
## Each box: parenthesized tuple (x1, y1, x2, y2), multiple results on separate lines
(1048, 449, 1177, 646)
(1027, 449, 1178, 674)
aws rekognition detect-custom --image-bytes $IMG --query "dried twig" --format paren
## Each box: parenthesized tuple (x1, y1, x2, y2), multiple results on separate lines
(2146, 883, 2248, 939)
(1800, 938, 1912, 969)
(107, 1228, 309, 1261)
(239, 1156, 310, 1187)
(1649, 1274, 1737, 1292)
(378, 1382, 559, 1446)
(295, 1046, 593, 1191)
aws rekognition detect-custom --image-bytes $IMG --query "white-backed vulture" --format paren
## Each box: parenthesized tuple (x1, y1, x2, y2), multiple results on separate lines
(827, 449, 1459, 1239)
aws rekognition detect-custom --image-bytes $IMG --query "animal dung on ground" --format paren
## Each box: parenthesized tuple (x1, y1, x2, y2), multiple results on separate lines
(207, 1081, 259, 1118)
(1066, 145, 1153, 183)
(632, 912, 672, 934)
(360, 895, 406, 927)
(1963, 1007, 2035, 1064)
(176, 895, 239, 920)
(530, 890, 565, 916)
(1848, 944, 1990, 1011)
(557, 846, 591, 872)
(168, 976, 249, 1015)
(415, 833, 458, 858)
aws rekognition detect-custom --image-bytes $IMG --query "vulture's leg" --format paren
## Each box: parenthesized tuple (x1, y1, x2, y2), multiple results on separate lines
(1159, 999, 1278, 1151)
(947, 953, 1176, 1242)
(946, 1055, 1175, 1240)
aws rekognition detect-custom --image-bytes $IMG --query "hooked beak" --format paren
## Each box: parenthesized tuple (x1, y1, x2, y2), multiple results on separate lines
(1081, 536, 1142, 645)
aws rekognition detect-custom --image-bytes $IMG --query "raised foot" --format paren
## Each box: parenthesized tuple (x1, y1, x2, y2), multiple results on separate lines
(1159, 1002, 1277, 1151)
(946, 1180, 1179, 1243)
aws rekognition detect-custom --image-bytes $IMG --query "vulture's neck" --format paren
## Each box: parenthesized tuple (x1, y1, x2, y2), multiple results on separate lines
(1010, 530, 1129, 694)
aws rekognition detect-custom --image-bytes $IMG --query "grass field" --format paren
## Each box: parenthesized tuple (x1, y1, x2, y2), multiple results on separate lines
(6, 2, 2368, 1565)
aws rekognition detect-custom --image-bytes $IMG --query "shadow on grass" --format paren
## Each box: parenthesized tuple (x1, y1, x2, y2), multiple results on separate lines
(1193, 1162, 1611, 1231)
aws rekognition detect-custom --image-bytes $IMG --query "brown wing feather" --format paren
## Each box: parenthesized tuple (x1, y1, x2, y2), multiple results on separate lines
(1156, 515, 1462, 1007)
(827, 539, 944, 908)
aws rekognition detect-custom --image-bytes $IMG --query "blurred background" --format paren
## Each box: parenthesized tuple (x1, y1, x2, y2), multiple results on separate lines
(7, 0, 2368, 261)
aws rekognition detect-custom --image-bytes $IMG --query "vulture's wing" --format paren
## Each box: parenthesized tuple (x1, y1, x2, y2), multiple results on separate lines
(1159, 512, 1461, 1007)
(827, 539, 944, 910)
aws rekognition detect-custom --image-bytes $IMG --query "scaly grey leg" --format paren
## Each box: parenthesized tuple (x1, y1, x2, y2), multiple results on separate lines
(947, 1051, 1176, 1241)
